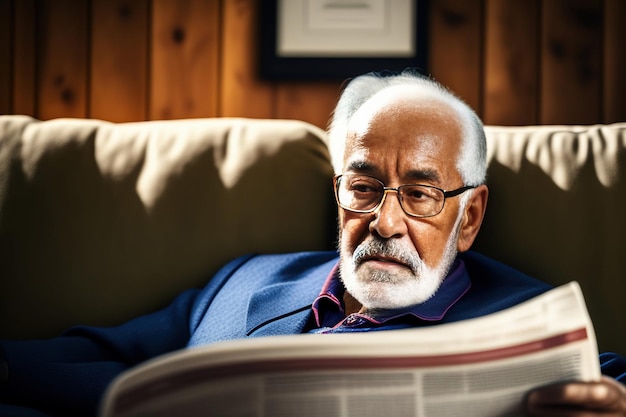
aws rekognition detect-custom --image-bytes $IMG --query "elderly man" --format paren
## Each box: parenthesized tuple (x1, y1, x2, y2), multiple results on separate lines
(1, 71, 625, 416)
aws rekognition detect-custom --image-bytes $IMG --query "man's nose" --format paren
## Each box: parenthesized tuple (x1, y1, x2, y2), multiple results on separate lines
(369, 190, 408, 238)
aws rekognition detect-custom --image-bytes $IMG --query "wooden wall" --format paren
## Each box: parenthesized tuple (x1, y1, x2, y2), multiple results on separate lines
(0, 0, 624, 128)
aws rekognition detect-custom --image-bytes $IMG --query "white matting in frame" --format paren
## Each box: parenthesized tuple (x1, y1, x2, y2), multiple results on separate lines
(277, 0, 415, 58)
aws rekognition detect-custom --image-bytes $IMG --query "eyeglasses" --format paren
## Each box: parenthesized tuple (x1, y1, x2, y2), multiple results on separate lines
(334, 173, 475, 218)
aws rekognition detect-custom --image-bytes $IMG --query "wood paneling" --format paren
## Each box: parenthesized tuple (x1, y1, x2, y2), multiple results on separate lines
(484, 0, 539, 125)
(429, 0, 484, 112)
(604, 0, 626, 123)
(275, 82, 342, 129)
(37, 0, 89, 119)
(540, 0, 603, 124)
(12, 0, 36, 116)
(0, 0, 12, 114)
(91, 0, 149, 122)
(0, 0, 624, 127)
(151, 0, 220, 120)
(220, 0, 274, 119)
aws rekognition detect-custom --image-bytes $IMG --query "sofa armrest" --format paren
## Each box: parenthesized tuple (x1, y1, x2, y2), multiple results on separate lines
(476, 122, 626, 354)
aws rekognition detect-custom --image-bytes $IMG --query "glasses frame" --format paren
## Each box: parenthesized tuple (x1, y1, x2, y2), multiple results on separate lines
(333, 174, 476, 218)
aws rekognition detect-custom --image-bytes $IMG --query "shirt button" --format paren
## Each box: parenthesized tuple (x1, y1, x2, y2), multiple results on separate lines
(344, 315, 363, 326)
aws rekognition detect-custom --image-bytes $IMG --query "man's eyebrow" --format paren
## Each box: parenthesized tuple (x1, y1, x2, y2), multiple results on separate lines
(345, 160, 376, 173)
(344, 162, 442, 184)
(405, 169, 442, 184)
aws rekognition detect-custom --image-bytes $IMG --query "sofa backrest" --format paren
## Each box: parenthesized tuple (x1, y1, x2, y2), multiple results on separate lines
(1, 116, 624, 355)
(0, 116, 336, 339)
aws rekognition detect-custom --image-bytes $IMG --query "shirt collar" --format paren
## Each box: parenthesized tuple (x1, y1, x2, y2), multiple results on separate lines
(311, 258, 471, 328)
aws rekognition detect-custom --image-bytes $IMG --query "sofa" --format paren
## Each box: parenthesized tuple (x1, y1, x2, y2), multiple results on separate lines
(0, 115, 624, 355)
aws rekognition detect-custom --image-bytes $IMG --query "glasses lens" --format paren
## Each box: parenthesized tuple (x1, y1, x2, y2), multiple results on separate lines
(337, 175, 383, 212)
(400, 185, 444, 217)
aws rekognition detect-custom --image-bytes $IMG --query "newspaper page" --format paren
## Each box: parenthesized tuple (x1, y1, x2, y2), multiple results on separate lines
(99, 282, 601, 417)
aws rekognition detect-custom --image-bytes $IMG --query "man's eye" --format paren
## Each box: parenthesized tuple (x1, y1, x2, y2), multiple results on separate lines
(350, 182, 378, 193)
(406, 189, 427, 199)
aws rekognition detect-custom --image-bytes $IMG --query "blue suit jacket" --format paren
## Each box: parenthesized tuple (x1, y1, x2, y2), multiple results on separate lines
(186, 251, 554, 345)
(1, 251, 625, 416)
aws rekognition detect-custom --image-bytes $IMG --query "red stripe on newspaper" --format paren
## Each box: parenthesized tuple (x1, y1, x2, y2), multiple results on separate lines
(113, 327, 588, 414)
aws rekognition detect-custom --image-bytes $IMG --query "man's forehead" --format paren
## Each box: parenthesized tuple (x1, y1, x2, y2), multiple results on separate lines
(345, 156, 444, 184)
(342, 86, 464, 184)
(356, 84, 451, 113)
(345, 91, 463, 152)
(348, 87, 462, 136)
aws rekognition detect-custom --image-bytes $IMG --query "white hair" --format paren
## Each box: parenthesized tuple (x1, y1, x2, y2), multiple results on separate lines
(328, 70, 487, 187)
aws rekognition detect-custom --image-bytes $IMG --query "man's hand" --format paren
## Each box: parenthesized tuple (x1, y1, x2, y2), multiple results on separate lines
(526, 377, 626, 416)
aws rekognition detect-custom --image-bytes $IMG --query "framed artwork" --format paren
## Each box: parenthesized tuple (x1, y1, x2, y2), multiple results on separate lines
(259, 0, 428, 80)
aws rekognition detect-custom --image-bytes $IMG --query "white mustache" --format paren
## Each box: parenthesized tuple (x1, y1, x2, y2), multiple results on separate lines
(352, 238, 422, 274)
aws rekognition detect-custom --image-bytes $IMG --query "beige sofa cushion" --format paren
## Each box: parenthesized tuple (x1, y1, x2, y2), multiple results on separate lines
(0, 116, 336, 338)
(476, 123, 626, 353)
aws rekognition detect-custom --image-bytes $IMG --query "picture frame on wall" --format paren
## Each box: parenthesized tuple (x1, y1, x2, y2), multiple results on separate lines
(259, 0, 428, 81)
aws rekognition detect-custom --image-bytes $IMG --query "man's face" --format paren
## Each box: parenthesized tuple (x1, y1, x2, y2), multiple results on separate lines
(338, 90, 467, 312)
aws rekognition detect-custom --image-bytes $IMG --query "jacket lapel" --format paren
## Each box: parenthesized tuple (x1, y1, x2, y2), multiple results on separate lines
(245, 258, 336, 337)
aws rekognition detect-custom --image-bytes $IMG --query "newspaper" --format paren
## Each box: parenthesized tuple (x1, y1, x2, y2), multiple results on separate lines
(99, 282, 601, 417)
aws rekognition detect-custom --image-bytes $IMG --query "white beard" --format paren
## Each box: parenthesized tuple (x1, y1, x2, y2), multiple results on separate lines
(339, 203, 466, 311)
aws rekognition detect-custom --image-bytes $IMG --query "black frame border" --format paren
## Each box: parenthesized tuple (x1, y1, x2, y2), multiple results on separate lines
(258, 0, 429, 81)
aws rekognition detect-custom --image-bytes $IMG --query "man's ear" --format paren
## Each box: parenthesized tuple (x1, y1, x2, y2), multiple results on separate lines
(457, 184, 489, 252)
